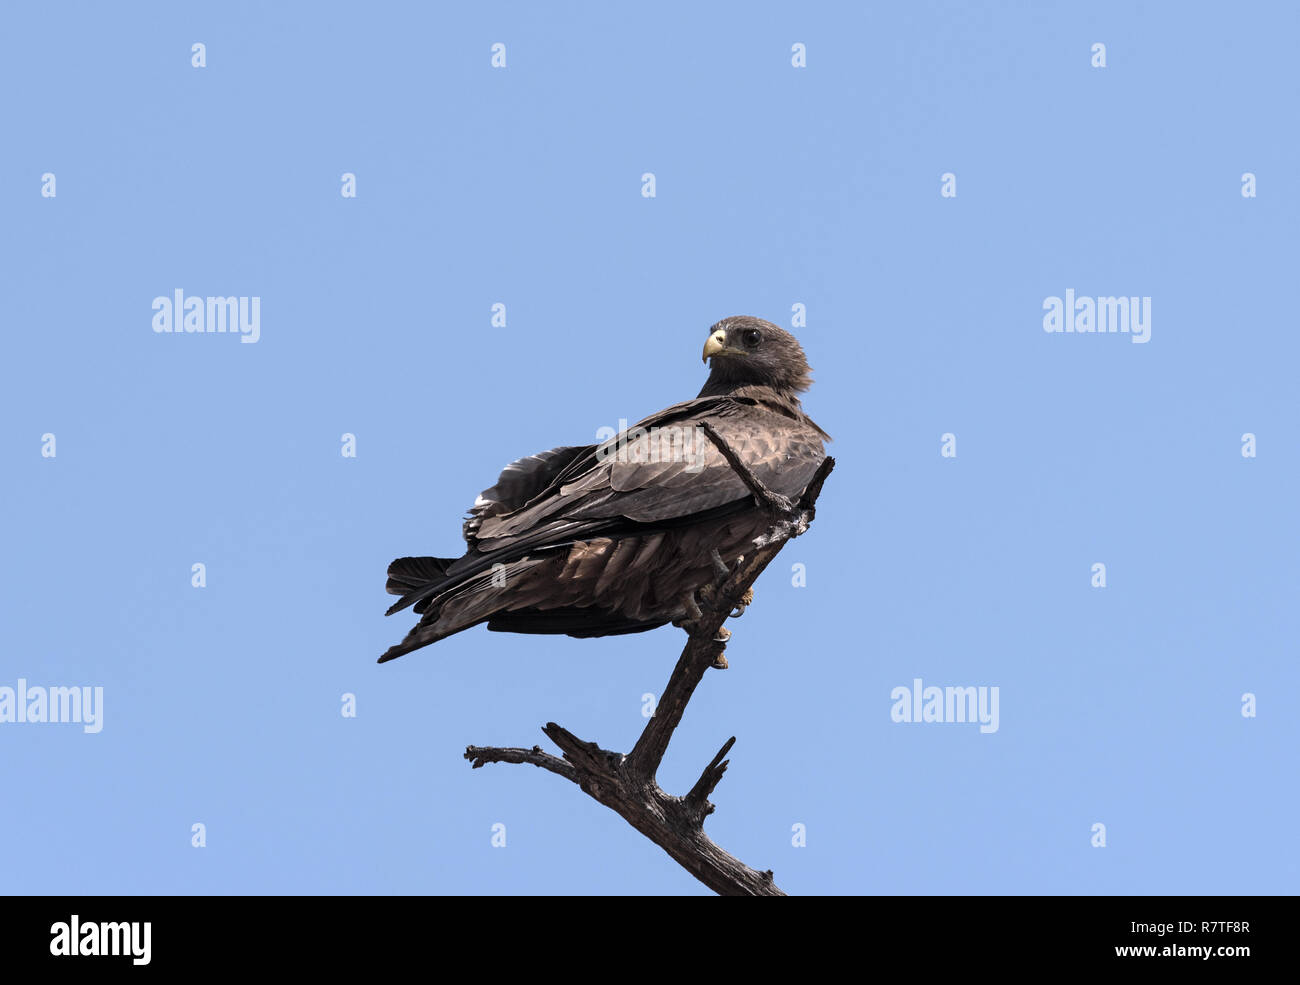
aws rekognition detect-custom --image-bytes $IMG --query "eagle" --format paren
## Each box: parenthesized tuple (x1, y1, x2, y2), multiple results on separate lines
(379, 316, 830, 663)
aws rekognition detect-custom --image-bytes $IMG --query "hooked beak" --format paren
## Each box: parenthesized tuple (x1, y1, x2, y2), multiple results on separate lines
(702, 329, 728, 362)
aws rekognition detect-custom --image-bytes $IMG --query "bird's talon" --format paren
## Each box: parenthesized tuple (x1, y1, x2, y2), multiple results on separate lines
(730, 587, 754, 618)
(711, 628, 730, 668)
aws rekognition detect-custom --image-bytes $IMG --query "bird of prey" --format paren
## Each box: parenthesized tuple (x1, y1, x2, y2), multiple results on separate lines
(379, 315, 830, 663)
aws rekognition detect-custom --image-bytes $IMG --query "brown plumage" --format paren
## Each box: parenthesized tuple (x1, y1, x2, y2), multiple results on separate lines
(378, 316, 830, 663)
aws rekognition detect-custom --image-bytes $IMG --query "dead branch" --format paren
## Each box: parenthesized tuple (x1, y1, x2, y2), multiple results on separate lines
(465, 431, 835, 896)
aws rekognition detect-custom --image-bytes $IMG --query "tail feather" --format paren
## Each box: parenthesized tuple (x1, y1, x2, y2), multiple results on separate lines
(379, 557, 550, 662)
(384, 556, 454, 615)
(377, 575, 504, 662)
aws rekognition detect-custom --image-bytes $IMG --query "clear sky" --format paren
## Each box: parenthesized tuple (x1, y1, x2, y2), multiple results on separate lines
(1, 2, 1295, 895)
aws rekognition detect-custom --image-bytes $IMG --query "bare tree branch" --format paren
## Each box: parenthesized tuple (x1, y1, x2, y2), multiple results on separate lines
(464, 436, 835, 896)
(698, 420, 793, 515)
(685, 736, 736, 816)
(465, 743, 575, 782)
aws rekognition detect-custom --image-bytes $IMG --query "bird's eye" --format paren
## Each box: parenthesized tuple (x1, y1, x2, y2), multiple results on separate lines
(742, 329, 762, 348)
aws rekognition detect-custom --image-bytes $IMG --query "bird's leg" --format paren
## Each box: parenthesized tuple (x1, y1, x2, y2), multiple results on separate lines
(709, 549, 731, 582)
(678, 553, 748, 665)
(673, 588, 729, 668)
(705, 550, 749, 607)
(674, 592, 703, 625)
(695, 553, 727, 613)
(705, 549, 754, 617)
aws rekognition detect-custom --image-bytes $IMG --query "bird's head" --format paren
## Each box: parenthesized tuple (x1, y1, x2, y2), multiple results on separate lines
(700, 316, 813, 394)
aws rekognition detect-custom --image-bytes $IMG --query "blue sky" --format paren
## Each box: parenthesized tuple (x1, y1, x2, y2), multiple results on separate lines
(1, 1, 1295, 895)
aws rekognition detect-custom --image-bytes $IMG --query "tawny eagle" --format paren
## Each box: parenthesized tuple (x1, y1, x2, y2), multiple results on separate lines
(379, 316, 829, 662)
